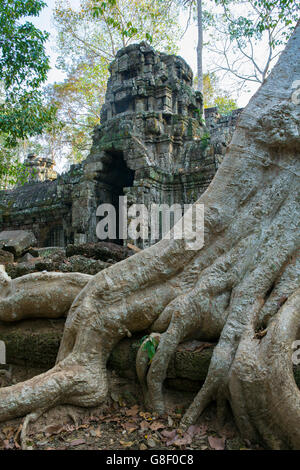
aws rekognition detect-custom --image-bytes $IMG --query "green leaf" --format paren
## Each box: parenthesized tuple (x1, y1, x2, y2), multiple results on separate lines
(142, 336, 159, 363)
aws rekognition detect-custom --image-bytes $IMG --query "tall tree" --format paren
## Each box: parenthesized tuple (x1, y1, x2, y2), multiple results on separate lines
(207, 0, 299, 87)
(0, 0, 55, 186)
(179, 0, 205, 92)
(196, 0, 204, 92)
(178, 0, 299, 99)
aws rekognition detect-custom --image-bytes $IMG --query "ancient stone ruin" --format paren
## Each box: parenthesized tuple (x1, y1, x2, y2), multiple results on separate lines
(24, 153, 57, 183)
(0, 42, 242, 249)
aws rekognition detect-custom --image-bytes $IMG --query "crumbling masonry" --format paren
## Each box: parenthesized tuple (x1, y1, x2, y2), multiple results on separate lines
(0, 43, 242, 248)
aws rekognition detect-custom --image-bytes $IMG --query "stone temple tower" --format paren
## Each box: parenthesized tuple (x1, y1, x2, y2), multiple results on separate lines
(0, 42, 227, 248)
(72, 42, 215, 247)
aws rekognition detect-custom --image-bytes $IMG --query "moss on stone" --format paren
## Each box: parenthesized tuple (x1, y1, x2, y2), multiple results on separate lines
(0, 319, 64, 368)
(1, 321, 299, 393)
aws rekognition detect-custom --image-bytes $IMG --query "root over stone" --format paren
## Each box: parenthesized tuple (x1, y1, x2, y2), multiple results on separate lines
(0, 22, 299, 449)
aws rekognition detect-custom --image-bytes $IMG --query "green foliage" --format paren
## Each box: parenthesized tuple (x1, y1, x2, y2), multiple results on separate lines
(0, 140, 31, 189)
(0, 0, 55, 186)
(0, 90, 57, 147)
(206, 0, 299, 86)
(0, 1, 49, 92)
(195, 108, 204, 121)
(199, 72, 238, 114)
(140, 335, 159, 363)
(91, 0, 174, 46)
(216, 0, 299, 45)
(213, 95, 238, 115)
(46, 63, 108, 163)
(200, 131, 210, 150)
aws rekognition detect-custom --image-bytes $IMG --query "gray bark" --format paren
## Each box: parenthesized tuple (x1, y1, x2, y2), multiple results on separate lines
(0, 22, 299, 449)
(197, 0, 203, 93)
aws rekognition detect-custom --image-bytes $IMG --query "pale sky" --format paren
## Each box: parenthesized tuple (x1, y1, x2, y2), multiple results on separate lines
(29, 0, 262, 107)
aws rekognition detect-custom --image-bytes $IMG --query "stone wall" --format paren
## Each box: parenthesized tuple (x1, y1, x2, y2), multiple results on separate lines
(24, 153, 57, 183)
(0, 42, 242, 249)
(205, 107, 243, 168)
(0, 164, 83, 247)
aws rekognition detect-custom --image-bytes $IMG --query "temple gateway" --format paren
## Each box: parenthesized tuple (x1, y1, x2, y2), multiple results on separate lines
(0, 42, 241, 248)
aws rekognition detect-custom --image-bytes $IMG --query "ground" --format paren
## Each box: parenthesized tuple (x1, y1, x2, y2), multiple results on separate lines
(0, 367, 261, 451)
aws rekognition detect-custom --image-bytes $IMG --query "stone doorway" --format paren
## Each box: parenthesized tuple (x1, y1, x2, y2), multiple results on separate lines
(96, 150, 135, 245)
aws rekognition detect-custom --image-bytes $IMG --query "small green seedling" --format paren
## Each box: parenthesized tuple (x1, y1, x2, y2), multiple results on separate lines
(140, 335, 159, 363)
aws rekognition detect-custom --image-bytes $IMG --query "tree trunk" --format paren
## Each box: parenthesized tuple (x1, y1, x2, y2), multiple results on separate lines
(197, 0, 203, 93)
(0, 23, 299, 449)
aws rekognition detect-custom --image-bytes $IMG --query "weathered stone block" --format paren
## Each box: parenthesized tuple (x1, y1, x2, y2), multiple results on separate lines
(29, 247, 66, 258)
(0, 319, 214, 386)
(0, 249, 14, 265)
(0, 230, 37, 257)
(0, 319, 64, 368)
(6, 262, 36, 279)
(1, 320, 299, 393)
(19, 252, 35, 263)
(66, 242, 134, 263)
(59, 255, 110, 275)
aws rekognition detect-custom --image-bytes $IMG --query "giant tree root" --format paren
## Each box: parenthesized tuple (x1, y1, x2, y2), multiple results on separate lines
(0, 23, 299, 449)
(0, 267, 92, 321)
(228, 288, 300, 449)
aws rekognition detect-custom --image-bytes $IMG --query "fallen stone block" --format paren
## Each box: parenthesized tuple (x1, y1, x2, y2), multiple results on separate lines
(0, 319, 213, 387)
(19, 252, 35, 263)
(59, 255, 111, 275)
(1, 319, 299, 392)
(29, 247, 66, 258)
(0, 230, 37, 257)
(6, 253, 110, 279)
(0, 319, 64, 368)
(6, 262, 37, 279)
(66, 242, 134, 263)
(0, 249, 14, 265)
